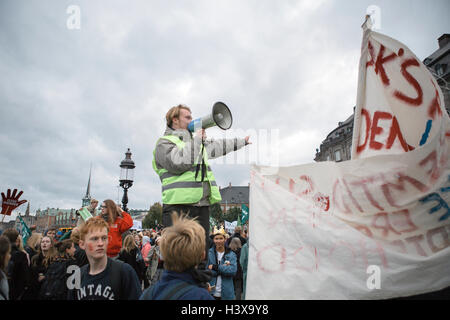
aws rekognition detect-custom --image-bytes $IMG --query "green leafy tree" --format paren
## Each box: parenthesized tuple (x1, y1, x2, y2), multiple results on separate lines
(210, 203, 223, 226)
(224, 207, 241, 223)
(143, 202, 162, 229)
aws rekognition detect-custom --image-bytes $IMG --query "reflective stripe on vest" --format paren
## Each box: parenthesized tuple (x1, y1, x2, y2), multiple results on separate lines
(159, 166, 212, 182)
(152, 135, 222, 205)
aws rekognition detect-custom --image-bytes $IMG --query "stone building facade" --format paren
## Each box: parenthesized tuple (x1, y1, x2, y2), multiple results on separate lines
(34, 208, 77, 233)
(424, 34, 450, 115)
(314, 113, 354, 162)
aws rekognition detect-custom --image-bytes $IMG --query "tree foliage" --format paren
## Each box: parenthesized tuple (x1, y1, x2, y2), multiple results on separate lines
(210, 203, 223, 225)
(224, 206, 241, 223)
(210, 204, 242, 226)
(142, 202, 162, 229)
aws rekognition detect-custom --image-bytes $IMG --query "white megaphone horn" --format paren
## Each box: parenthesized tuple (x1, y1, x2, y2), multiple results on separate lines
(188, 102, 233, 132)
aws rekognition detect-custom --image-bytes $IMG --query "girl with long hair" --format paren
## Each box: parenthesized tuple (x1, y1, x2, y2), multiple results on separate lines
(28, 236, 56, 299)
(98, 199, 133, 258)
(118, 234, 145, 284)
(38, 239, 77, 300)
(25, 233, 42, 262)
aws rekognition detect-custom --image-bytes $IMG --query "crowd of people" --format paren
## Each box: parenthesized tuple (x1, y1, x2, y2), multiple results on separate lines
(0, 198, 249, 300)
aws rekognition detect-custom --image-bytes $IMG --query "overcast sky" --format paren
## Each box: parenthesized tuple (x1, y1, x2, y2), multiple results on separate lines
(0, 0, 449, 220)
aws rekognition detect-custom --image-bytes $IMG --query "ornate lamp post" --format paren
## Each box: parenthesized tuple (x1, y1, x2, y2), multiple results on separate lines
(119, 148, 135, 212)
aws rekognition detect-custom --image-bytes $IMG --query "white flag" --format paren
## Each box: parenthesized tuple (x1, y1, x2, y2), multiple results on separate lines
(351, 17, 448, 159)
(246, 18, 450, 300)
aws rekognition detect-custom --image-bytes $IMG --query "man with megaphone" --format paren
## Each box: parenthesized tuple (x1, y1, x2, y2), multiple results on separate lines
(152, 103, 250, 262)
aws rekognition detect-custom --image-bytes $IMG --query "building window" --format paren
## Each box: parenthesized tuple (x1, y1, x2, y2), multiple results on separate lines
(335, 150, 342, 162)
(435, 64, 445, 76)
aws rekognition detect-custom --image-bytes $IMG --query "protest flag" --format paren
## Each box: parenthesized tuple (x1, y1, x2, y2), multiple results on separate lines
(241, 204, 249, 225)
(18, 215, 32, 245)
(247, 16, 450, 299)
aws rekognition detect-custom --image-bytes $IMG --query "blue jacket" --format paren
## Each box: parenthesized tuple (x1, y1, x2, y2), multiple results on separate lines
(139, 270, 213, 300)
(208, 246, 237, 300)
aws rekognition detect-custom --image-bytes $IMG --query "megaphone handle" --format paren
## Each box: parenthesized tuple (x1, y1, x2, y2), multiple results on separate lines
(200, 142, 206, 182)
(195, 142, 206, 182)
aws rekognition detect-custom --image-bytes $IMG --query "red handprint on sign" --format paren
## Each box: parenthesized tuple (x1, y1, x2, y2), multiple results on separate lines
(1, 189, 27, 216)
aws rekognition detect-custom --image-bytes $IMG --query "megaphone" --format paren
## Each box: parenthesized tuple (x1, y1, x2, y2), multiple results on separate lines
(188, 102, 233, 132)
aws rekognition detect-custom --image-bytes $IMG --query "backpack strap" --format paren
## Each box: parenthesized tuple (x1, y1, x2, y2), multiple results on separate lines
(156, 280, 197, 300)
(108, 258, 124, 300)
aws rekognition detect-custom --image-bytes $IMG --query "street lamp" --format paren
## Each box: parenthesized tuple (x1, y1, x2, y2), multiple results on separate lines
(119, 148, 135, 212)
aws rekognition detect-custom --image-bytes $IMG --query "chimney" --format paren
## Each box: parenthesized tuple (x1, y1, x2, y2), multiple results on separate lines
(229, 182, 232, 187)
(438, 34, 450, 49)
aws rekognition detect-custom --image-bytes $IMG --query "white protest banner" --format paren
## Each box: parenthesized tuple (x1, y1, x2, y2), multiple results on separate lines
(246, 18, 450, 299)
(133, 220, 142, 230)
(352, 17, 447, 159)
(225, 220, 237, 234)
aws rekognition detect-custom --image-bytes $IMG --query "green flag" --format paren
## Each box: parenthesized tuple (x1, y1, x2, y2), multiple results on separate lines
(78, 207, 93, 222)
(241, 204, 249, 224)
(18, 215, 31, 245)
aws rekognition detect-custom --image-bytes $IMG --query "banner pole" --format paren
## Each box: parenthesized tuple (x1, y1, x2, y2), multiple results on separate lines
(351, 15, 372, 159)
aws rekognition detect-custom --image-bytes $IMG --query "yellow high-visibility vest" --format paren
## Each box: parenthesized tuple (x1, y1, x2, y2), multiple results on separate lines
(152, 135, 222, 205)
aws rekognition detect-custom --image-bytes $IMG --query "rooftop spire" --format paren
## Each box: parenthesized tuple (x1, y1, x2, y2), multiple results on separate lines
(25, 201, 30, 217)
(82, 164, 92, 207)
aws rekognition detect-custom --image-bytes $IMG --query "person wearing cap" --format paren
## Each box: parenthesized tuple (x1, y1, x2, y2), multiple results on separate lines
(207, 227, 237, 300)
(55, 231, 63, 241)
(153, 104, 251, 260)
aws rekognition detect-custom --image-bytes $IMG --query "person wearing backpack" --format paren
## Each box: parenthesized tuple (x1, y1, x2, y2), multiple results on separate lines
(69, 217, 142, 300)
(3, 228, 31, 300)
(39, 239, 77, 300)
(118, 234, 145, 285)
(140, 213, 214, 300)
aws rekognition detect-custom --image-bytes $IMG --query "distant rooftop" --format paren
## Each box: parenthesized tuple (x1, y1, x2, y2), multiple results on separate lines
(220, 184, 249, 204)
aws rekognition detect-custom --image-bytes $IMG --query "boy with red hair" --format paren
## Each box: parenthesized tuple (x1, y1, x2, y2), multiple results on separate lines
(70, 218, 141, 300)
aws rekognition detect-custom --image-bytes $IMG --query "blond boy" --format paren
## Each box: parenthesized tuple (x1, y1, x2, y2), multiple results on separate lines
(139, 213, 213, 300)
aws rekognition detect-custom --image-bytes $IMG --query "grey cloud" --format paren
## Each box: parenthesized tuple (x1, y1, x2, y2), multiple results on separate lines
(0, 0, 448, 211)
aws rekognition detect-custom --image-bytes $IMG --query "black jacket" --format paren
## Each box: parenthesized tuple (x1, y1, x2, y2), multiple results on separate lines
(25, 246, 38, 262)
(7, 245, 30, 300)
(74, 244, 89, 268)
(231, 248, 243, 280)
(118, 247, 145, 281)
(27, 253, 44, 300)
